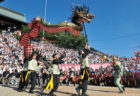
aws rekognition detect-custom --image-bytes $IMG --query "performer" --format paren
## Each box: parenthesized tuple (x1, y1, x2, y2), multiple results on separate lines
(103, 56, 125, 93)
(40, 57, 53, 90)
(75, 43, 91, 96)
(17, 57, 29, 91)
(42, 52, 66, 96)
(25, 52, 45, 93)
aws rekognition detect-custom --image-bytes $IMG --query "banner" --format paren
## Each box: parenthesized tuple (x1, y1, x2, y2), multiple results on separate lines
(59, 63, 111, 71)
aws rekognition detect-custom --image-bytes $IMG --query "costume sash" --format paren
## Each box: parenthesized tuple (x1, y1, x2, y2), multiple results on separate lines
(80, 69, 90, 84)
(25, 70, 35, 81)
(46, 74, 54, 89)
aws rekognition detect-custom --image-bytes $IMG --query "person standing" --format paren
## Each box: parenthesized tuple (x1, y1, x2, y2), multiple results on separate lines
(2, 67, 10, 85)
(113, 57, 125, 93)
(46, 52, 66, 96)
(26, 52, 44, 93)
(104, 56, 125, 93)
(17, 58, 28, 91)
(75, 43, 91, 96)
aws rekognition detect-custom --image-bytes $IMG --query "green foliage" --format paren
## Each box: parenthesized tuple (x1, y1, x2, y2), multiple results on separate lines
(21, 25, 32, 34)
(90, 47, 95, 51)
(21, 25, 27, 34)
(14, 34, 21, 40)
(39, 30, 87, 49)
(14, 25, 29, 40)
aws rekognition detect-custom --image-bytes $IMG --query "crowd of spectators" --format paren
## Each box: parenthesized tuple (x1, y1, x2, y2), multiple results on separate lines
(0, 30, 140, 87)
(32, 39, 140, 70)
(0, 31, 23, 85)
(88, 66, 140, 88)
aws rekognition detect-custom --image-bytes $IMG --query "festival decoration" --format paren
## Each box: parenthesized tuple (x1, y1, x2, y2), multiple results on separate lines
(24, 43, 33, 58)
(19, 5, 94, 58)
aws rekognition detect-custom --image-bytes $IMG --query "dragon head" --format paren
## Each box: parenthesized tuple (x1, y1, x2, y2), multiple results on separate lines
(72, 5, 94, 24)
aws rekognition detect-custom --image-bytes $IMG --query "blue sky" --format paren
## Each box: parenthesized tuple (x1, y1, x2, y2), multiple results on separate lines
(1, 0, 140, 57)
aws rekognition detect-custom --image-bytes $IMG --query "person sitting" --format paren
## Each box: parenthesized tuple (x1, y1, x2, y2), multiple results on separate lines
(2, 67, 10, 85)
(10, 69, 18, 85)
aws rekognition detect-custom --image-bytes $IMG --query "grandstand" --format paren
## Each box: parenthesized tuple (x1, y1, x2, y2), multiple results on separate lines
(0, 6, 27, 30)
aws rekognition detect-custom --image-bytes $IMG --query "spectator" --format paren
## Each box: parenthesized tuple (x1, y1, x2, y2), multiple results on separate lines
(10, 69, 18, 85)
(2, 67, 10, 85)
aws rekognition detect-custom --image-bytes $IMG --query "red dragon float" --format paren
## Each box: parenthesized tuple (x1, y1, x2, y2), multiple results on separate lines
(20, 5, 94, 58)
(19, 5, 94, 82)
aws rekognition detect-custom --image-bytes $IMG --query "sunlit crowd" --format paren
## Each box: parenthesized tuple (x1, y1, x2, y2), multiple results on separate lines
(0, 30, 140, 88)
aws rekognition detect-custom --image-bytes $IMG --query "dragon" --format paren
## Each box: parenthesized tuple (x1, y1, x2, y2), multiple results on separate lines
(20, 5, 94, 58)
(34, 5, 94, 32)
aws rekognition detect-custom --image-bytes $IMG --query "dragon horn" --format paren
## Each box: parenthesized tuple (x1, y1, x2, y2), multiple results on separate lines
(87, 8, 89, 13)
(72, 3, 81, 7)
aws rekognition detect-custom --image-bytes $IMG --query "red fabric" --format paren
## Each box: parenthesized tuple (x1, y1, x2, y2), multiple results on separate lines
(28, 23, 33, 27)
(20, 21, 81, 47)
(29, 26, 40, 38)
(59, 76, 66, 80)
(128, 77, 133, 80)
(135, 71, 139, 79)
(121, 77, 125, 80)
(36, 22, 81, 36)
(20, 32, 30, 47)
(24, 44, 33, 58)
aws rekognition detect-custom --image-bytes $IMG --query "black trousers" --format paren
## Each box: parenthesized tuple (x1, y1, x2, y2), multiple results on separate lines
(136, 79, 140, 88)
(42, 74, 60, 94)
(36, 74, 40, 87)
(42, 73, 48, 85)
(67, 78, 75, 86)
(26, 72, 37, 91)
(18, 71, 27, 90)
(50, 75, 60, 93)
(78, 69, 89, 94)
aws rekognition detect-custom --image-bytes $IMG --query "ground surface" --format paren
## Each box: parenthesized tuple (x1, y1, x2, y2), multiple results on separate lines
(0, 85, 140, 96)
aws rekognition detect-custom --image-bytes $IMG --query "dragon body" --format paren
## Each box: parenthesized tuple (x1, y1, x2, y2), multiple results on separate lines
(20, 5, 94, 58)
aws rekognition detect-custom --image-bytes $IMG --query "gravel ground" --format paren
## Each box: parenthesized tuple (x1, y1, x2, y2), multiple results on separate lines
(0, 85, 140, 96)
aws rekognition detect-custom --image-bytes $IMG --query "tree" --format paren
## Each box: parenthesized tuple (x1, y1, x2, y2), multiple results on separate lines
(39, 30, 87, 49)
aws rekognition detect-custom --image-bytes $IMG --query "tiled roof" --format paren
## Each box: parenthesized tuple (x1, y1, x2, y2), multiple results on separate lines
(0, 6, 27, 24)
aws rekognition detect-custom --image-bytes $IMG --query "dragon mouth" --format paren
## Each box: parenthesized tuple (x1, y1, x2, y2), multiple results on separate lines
(81, 14, 94, 23)
(82, 17, 91, 23)
(88, 14, 94, 19)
